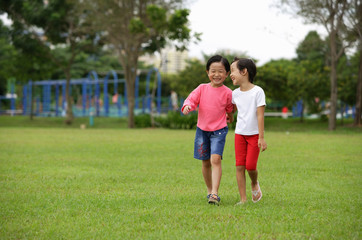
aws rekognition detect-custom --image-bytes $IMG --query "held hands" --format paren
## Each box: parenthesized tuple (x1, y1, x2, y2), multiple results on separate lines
(182, 105, 191, 115)
(226, 112, 234, 123)
(258, 138, 267, 152)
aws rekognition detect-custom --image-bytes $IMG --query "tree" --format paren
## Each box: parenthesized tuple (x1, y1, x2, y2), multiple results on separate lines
(85, 0, 199, 128)
(347, 0, 362, 126)
(168, 58, 207, 98)
(0, 20, 17, 96)
(338, 51, 360, 121)
(294, 31, 330, 118)
(279, 0, 358, 130)
(0, 18, 56, 109)
(0, 0, 99, 124)
(257, 59, 295, 106)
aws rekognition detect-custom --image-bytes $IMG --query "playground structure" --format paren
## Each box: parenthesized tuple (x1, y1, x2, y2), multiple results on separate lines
(0, 68, 178, 117)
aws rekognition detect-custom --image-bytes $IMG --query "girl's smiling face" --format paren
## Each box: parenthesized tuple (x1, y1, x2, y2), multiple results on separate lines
(230, 61, 245, 86)
(207, 62, 229, 87)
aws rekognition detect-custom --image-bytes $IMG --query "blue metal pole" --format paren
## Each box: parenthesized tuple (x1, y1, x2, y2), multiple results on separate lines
(55, 84, 59, 116)
(95, 80, 100, 116)
(62, 82, 66, 115)
(22, 85, 27, 115)
(10, 81, 15, 115)
(44, 84, 48, 114)
(156, 69, 161, 114)
(29, 80, 33, 116)
(104, 75, 109, 116)
(82, 81, 87, 116)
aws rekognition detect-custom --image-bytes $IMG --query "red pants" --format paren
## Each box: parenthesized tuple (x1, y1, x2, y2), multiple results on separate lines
(234, 134, 260, 170)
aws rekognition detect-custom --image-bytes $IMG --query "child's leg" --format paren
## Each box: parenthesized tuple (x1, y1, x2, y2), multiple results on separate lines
(245, 135, 262, 201)
(236, 165, 247, 202)
(202, 159, 212, 194)
(194, 127, 212, 195)
(235, 134, 247, 202)
(248, 170, 259, 188)
(248, 170, 262, 201)
(210, 154, 222, 195)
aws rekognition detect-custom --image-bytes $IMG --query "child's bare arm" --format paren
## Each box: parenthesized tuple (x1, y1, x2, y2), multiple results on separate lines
(226, 112, 233, 123)
(257, 105, 267, 152)
(227, 104, 237, 123)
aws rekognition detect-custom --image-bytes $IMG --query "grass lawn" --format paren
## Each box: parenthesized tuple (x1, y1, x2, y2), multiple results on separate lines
(0, 116, 361, 239)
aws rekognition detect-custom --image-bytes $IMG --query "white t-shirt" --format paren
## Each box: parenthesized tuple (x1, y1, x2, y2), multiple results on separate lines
(232, 85, 266, 135)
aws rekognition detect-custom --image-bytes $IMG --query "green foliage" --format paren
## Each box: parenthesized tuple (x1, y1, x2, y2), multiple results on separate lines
(337, 51, 360, 106)
(1, 0, 100, 71)
(168, 9, 191, 50)
(129, 17, 147, 34)
(293, 30, 330, 109)
(146, 5, 167, 32)
(134, 114, 152, 128)
(257, 59, 295, 107)
(167, 58, 208, 98)
(49, 47, 123, 80)
(296, 31, 326, 61)
(0, 20, 55, 86)
(141, 5, 194, 53)
(135, 112, 197, 129)
(157, 111, 198, 129)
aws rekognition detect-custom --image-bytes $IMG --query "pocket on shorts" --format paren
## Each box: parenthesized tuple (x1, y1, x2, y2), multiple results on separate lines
(213, 127, 228, 136)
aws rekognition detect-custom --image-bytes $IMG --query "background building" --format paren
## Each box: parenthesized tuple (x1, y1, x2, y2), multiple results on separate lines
(139, 47, 189, 74)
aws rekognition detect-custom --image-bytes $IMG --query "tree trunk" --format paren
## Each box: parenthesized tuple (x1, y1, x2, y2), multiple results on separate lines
(328, 31, 338, 131)
(150, 72, 158, 128)
(329, 61, 338, 130)
(354, 50, 362, 126)
(65, 71, 74, 125)
(125, 65, 136, 128)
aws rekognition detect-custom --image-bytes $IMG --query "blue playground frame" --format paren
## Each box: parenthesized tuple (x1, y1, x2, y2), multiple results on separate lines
(19, 68, 163, 117)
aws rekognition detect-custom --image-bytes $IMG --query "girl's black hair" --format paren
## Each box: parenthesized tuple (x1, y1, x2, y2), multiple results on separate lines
(232, 57, 257, 83)
(206, 55, 230, 72)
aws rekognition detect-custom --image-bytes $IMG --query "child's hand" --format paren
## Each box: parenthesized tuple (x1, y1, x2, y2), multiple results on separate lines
(182, 105, 191, 115)
(226, 112, 234, 123)
(258, 138, 267, 152)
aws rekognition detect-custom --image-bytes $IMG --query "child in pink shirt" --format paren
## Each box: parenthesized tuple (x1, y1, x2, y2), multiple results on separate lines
(182, 55, 234, 205)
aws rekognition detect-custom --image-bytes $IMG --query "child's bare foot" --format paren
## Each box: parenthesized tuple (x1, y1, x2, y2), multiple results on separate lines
(235, 200, 247, 205)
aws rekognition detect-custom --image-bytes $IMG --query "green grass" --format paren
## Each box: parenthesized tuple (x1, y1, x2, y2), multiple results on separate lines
(0, 117, 361, 239)
(0, 116, 129, 129)
(0, 115, 361, 133)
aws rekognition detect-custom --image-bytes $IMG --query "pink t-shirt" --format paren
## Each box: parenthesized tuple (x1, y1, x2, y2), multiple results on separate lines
(182, 83, 233, 131)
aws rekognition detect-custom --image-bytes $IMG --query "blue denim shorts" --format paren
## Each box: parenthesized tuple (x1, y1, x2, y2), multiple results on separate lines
(194, 126, 228, 160)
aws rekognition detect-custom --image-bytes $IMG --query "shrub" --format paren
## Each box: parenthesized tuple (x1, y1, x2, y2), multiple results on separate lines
(135, 114, 152, 128)
(156, 111, 198, 129)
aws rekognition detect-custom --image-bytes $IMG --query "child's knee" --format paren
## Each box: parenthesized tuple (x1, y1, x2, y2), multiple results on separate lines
(210, 154, 221, 164)
(246, 165, 257, 172)
(246, 159, 258, 171)
(236, 165, 246, 172)
(202, 159, 211, 168)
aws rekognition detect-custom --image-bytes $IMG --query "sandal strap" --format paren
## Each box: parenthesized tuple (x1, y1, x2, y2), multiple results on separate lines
(252, 190, 259, 196)
(210, 194, 220, 201)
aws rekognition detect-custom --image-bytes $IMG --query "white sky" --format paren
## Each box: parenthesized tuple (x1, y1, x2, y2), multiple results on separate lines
(186, 0, 327, 65)
(1, 1, 327, 66)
